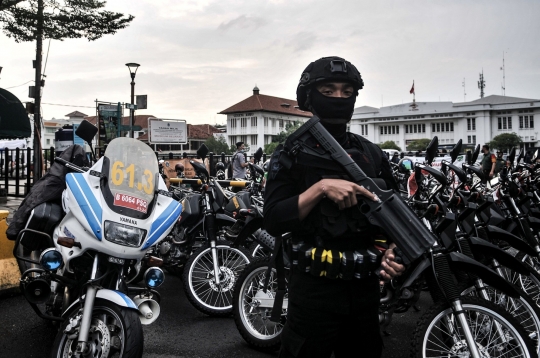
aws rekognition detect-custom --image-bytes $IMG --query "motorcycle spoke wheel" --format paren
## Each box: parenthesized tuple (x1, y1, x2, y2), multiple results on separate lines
(184, 243, 250, 316)
(411, 296, 534, 358)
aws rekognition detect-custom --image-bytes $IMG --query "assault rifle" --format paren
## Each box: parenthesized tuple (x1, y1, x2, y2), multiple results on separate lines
(280, 116, 436, 264)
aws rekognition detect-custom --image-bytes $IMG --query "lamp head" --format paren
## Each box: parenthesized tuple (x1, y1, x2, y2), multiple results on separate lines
(125, 63, 140, 79)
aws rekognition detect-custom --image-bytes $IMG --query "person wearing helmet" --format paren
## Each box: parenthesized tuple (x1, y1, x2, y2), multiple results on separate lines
(174, 163, 185, 178)
(493, 150, 506, 175)
(264, 56, 403, 358)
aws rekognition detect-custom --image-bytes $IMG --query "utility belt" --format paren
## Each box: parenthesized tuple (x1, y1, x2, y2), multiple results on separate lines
(290, 241, 383, 280)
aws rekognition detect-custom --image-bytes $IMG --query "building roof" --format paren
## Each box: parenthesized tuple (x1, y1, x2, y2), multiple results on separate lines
(219, 91, 312, 118)
(353, 106, 380, 114)
(65, 111, 88, 117)
(188, 124, 222, 139)
(454, 94, 540, 107)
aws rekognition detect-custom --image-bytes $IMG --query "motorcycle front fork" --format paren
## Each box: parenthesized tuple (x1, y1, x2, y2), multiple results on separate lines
(76, 255, 100, 355)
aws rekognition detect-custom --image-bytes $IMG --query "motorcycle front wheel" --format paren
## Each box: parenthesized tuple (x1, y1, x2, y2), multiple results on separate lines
(51, 298, 143, 358)
(232, 258, 286, 351)
(183, 241, 251, 317)
(411, 296, 535, 358)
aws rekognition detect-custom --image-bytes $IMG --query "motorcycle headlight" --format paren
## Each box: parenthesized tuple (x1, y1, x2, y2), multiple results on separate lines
(104, 221, 147, 248)
(144, 267, 165, 288)
(39, 248, 63, 271)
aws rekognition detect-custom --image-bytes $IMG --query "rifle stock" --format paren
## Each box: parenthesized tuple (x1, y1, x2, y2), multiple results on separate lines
(284, 116, 435, 264)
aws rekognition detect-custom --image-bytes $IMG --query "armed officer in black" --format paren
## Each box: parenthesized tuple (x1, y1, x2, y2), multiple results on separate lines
(264, 57, 405, 358)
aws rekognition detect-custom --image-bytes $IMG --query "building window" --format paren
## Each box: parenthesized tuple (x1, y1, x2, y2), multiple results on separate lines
(468, 136, 471, 144)
(279, 119, 284, 128)
(361, 125, 364, 136)
(230, 119, 237, 128)
(380, 127, 383, 135)
(508, 117, 512, 129)
(498, 118, 502, 130)
(531, 116, 534, 128)
(441, 123, 445, 132)
(436, 123, 440, 132)
(264, 117, 268, 127)
(422, 124, 425, 133)
(230, 136, 236, 146)
(450, 123, 453, 131)
(396, 126, 399, 134)
(392, 126, 395, 134)
(472, 118, 476, 130)
(241, 118, 247, 127)
(384, 126, 387, 134)
(250, 135, 257, 146)
(432, 123, 435, 132)
(365, 125, 368, 136)
(46, 139, 50, 145)
(472, 135, 476, 145)
(520, 116, 525, 129)
(251, 117, 257, 127)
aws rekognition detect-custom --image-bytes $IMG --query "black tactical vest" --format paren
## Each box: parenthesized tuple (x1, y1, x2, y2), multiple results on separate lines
(288, 133, 385, 249)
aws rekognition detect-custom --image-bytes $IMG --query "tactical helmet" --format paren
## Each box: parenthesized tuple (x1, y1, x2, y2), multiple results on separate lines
(296, 56, 364, 111)
(215, 161, 225, 171)
(398, 158, 414, 174)
(175, 163, 184, 172)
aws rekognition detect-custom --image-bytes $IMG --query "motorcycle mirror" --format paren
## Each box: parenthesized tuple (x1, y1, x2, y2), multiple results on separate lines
(517, 148, 524, 163)
(424, 136, 438, 165)
(75, 120, 98, 144)
(197, 144, 209, 160)
(471, 144, 480, 164)
(533, 150, 539, 162)
(450, 139, 462, 164)
(254, 147, 263, 163)
(466, 151, 472, 165)
(508, 147, 516, 166)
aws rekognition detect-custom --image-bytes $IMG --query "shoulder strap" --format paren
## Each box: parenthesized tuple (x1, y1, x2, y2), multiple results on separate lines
(349, 133, 382, 176)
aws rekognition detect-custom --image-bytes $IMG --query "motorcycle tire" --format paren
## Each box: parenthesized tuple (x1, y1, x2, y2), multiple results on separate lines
(183, 241, 251, 317)
(51, 298, 143, 358)
(462, 284, 540, 355)
(232, 258, 286, 352)
(410, 296, 535, 358)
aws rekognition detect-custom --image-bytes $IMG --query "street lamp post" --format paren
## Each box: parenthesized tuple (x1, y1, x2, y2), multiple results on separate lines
(125, 63, 140, 138)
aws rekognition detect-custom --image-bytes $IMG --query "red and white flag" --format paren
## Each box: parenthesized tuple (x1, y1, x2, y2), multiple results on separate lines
(410, 81, 415, 94)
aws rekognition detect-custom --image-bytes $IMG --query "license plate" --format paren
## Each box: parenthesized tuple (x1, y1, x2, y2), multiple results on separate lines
(108, 256, 125, 265)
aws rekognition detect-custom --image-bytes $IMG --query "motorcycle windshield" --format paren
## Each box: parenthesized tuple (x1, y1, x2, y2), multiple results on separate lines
(102, 138, 158, 218)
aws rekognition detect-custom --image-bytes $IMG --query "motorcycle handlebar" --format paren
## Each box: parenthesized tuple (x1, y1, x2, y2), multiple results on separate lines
(54, 157, 86, 173)
(169, 177, 249, 188)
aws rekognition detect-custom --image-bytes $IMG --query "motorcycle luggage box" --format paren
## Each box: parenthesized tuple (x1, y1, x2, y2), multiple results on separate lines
(20, 202, 63, 251)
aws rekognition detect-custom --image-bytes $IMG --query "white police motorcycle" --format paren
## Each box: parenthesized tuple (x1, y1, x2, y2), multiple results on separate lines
(14, 121, 181, 357)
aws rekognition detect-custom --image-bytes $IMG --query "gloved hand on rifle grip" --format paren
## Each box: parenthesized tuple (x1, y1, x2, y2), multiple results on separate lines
(378, 243, 405, 284)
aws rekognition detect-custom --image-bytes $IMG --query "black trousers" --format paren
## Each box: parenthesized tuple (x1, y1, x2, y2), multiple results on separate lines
(279, 271, 383, 358)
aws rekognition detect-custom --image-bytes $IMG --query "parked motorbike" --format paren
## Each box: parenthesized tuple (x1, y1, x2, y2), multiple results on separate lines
(14, 120, 181, 358)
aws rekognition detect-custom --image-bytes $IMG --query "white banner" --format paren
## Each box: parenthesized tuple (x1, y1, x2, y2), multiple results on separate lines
(149, 119, 187, 144)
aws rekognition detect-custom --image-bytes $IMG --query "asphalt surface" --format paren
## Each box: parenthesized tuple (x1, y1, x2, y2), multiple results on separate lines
(0, 271, 429, 358)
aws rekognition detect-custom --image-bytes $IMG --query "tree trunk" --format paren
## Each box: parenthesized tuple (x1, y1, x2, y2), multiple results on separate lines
(33, 0, 44, 182)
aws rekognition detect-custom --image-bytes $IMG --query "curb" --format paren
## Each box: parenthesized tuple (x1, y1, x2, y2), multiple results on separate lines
(0, 210, 20, 296)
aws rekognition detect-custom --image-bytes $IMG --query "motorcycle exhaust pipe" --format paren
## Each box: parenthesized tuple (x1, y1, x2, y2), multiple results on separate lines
(133, 295, 160, 325)
(23, 278, 51, 304)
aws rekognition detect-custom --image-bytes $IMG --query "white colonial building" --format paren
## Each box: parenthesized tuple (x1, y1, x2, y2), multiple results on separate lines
(219, 87, 312, 153)
(350, 95, 540, 151)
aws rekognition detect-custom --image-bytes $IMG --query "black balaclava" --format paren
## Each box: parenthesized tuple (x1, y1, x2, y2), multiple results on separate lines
(308, 87, 356, 143)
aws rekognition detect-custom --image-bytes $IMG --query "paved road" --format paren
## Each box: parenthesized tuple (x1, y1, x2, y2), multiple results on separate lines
(0, 272, 429, 357)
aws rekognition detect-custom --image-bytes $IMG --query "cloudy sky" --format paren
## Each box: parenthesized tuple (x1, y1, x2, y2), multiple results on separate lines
(1, 0, 539, 124)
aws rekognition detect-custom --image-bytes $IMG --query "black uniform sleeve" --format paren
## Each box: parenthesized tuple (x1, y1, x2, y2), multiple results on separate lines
(263, 149, 302, 237)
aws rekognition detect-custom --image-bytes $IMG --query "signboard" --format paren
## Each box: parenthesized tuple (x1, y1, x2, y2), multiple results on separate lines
(160, 158, 209, 179)
(136, 95, 147, 110)
(148, 119, 187, 144)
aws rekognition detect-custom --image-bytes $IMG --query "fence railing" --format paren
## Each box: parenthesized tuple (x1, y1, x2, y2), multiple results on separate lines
(156, 151, 268, 177)
(0, 147, 56, 198)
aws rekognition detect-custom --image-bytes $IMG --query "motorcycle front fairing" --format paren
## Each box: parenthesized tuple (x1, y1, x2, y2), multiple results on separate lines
(54, 138, 182, 272)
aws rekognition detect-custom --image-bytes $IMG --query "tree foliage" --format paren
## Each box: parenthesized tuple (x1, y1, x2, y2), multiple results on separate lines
(379, 140, 401, 152)
(486, 132, 522, 152)
(271, 121, 302, 144)
(264, 142, 279, 155)
(0, 0, 134, 42)
(406, 138, 432, 151)
(204, 135, 233, 155)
